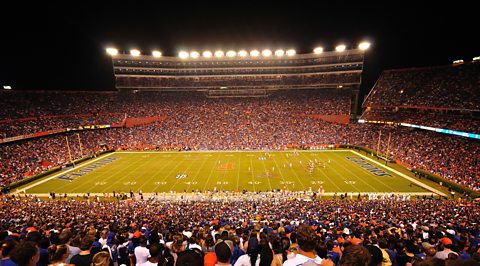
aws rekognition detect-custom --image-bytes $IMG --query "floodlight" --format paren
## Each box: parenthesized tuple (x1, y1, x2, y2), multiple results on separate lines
(130, 49, 141, 56)
(3, 85, 12, 90)
(275, 49, 285, 57)
(152, 51, 162, 57)
(472, 56, 480, 62)
(226, 50, 237, 57)
(335, 45, 346, 52)
(358, 42, 371, 50)
(238, 50, 248, 57)
(179, 51, 189, 59)
(214, 50, 224, 57)
(286, 49, 296, 56)
(190, 51, 200, 58)
(262, 49, 272, 57)
(203, 51, 213, 58)
(250, 50, 260, 57)
(452, 59, 464, 64)
(106, 48, 118, 56)
(313, 47, 323, 54)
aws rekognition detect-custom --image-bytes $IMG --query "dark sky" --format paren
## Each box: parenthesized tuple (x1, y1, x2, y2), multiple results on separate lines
(1, 1, 478, 99)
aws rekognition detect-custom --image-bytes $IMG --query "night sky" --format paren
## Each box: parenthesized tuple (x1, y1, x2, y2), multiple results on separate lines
(1, 2, 478, 100)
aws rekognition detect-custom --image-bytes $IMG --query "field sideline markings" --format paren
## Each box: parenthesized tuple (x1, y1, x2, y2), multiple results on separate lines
(116, 150, 350, 154)
(349, 150, 447, 197)
(14, 152, 115, 193)
(330, 152, 391, 192)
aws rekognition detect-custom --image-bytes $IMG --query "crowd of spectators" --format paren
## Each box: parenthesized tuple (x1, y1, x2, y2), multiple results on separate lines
(0, 89, 349, 138)
(363, 62, 480, 110)
(0, 88, 478, 192)
(1, 196, 480, 266)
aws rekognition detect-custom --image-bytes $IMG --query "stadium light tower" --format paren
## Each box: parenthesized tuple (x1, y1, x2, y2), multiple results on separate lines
(106, 47, 118, 56)
(335, 44, 346, 52)
(214, 50, 224, 58)
(202, 51, 213, 58)
(250, 50, 260, 57)
(262, 49, 272, 57)
(313, 47, 324, 54)
(190, 51, 200, 58)
(226, 50, 237, 57)
(152, 50, 162, 57)
(238, 50, 248, 57)
(130, 49, 141, 56)
(286, 49, 296, 56)
(179, 51, 189, 59)
(358, 41, 371, 50)
(275, 49, 285, 57)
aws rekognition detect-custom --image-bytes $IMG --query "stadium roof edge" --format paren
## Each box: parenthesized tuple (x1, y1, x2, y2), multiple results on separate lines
(110, 49, 366, 61)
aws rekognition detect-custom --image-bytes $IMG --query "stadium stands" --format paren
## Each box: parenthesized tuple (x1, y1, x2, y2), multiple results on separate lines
(1, 196, 480, 265)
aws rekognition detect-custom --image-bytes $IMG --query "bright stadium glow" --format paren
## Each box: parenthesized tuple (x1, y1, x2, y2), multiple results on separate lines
(190, 51, 200, 58)
(358, 42, 371, 50)
(335, 45, 346, 52)
(202, 51, 212, 58)
(106, 48, 118, 56)
(226, 50, 237, 57)
(286, 49, 296, 56)
(214, 50, 224, 57)
(262, 49, 272, 57)
(313, 47, 324, 54)
(3, 85, 12, 90)
(473, 56, 480, 62)
(250, 50, 260, 57)
(238, 50, 248, 57)
(130, 49, 141, 56)
(179, 51, 189, 59)
(275, 49, 285, 57)
(152, 51, 162, 57)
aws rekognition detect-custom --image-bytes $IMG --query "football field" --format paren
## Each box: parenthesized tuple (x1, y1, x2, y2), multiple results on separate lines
(16, 150, 446, 196)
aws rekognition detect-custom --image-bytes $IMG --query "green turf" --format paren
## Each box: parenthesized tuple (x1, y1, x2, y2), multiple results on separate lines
(19, 150, 434, 194)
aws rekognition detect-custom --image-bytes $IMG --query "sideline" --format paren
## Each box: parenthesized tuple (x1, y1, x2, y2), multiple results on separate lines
(116, 149, 350, 154)
(350, 150, 447, 197)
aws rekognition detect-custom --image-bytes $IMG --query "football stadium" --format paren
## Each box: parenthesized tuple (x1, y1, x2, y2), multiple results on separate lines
(1, 4, 480, 266)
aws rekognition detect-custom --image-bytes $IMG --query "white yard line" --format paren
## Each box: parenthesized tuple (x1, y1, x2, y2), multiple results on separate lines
(349, 150, 447, 197)
(13, 153, 114, 193)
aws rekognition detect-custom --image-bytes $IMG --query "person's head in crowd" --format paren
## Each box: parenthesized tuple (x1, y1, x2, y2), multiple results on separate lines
(1, 239, 17, 258)
(340, 245, 371, 266)
(176, 249, 204, 266)
(214, 240, 233, 264)
(365, 245, 383, 266)
(296, 225, 317, 253)
(315, 241, 328, 259)
(171, 234, 184, 253)
(79, 236, 95, 251)
(148, 243, 162, 261)
(57, 231, 73, 245)
(47, 244, 70, 264)
(9, 241, 40, 266)
(91, 251, 111, 266)
(221, 230, 229, 240)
